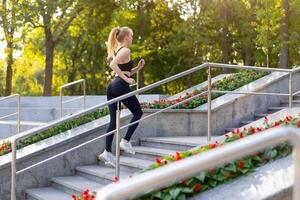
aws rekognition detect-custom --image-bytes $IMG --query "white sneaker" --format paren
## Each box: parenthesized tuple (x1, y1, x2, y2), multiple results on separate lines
(98, 150, 116, 167)
(120, 139, 135, 155)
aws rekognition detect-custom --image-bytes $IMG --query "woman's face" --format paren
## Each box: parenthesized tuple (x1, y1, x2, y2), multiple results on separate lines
(126, 32, 133, 45)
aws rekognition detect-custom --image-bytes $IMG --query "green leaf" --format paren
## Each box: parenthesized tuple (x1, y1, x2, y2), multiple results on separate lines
(197, 172, 207, 182)
(225, 163, 237, 172)
(169, 188, 181, 199)
(208, 179, 217, 187)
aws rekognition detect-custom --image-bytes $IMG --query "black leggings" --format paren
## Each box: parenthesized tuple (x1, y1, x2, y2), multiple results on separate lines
(105, 76, 143, 152)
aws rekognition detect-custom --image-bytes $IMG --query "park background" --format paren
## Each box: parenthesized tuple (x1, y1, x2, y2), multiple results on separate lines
(0, 0, 299, 96)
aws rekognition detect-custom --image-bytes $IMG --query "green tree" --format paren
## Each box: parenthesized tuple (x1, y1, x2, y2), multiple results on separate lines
(22, 0, 85, 96)
(0, 0, 22, 95)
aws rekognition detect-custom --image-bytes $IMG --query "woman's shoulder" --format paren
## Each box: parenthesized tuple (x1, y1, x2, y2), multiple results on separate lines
(118, 47, 131, 55)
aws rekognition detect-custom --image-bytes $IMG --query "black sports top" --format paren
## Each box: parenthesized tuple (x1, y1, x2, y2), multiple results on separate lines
(114, 47, 133, 72)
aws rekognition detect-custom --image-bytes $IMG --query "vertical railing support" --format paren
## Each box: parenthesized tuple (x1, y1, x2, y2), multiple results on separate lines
(83, 80, 87, 110)
(289, 72, 293, 108)
(115, 101, 121, 179)
(207, 65, 212, 142)
(60, 79, 86, 118)
(136, 71, 140, 99)
(10, 94, 20, 200)
(293, 139, 300, 200)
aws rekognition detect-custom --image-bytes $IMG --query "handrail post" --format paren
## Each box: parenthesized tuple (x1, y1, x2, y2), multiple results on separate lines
(83, 80, 86, 110)
(207, 65, 212, 142)
(115, 101, 121, 179)
(11, 94, 20, 200)
(136, 71, 139, 99)
(293, 140, 300, 200)
(11, 139, 17, 200)
(60, 79, 86, 118)
(60, 88, 63, 118)
(289, 72, 293, 108)
(17, 95, 20, 134)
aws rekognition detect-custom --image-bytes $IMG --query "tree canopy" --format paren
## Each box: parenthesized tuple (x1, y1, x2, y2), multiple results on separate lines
(0, 0, 299, 96)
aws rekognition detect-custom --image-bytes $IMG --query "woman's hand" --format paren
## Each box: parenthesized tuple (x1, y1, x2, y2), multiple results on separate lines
(125, 78, 136, 85)
(138, 59, 145, 70)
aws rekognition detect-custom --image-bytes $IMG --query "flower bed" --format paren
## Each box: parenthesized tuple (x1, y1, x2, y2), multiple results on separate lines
(72, 189, 95, 200)
(0, 70, 267, 159)
(135, 115, 299, 200)
(142, 70, 267, 109)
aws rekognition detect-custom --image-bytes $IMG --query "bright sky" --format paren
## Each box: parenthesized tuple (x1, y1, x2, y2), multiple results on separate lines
(0, 43, 5, 60)
(0, 29, 5, 60)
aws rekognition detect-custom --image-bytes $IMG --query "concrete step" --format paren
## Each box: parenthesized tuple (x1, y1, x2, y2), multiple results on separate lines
(139, 136, 209, 151)
(26, 187, 70, 200)
(281, 100, 300, 107)
(267, 107, 287, 113)
(294, 95, 300, 100)
(122, 146, 177, 161)
(240, 120, 254, 126)
(225, 127, 237, 133)
(254, 113, 268, 120)
(51, 176, 104, 196)
(76, 165, 132, 185)
(120, 156, 153, 171)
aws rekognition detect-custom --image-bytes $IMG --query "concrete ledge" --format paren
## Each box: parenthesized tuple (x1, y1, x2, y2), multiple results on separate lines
(197, 72, 289, 111)
(190, 156, 293, 200)
(168, 74, 233, 100)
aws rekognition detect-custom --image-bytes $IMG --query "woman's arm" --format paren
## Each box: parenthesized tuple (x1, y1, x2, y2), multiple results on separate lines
(130, 59, 145, 76)
(109, 48, 135, 84)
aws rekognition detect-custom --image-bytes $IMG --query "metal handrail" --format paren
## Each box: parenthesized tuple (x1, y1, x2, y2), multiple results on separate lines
(0, 94, 20, 200)
(0, 94, 20, 130)
(0, 112, 18, 121)
(60, 79, 86, 118)
(15, 90, 208, 174)
(96, 126, 300, 200)
(9, 63, 300, 200)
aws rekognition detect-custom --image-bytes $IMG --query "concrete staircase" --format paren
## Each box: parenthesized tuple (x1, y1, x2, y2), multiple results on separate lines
(25, 136, 219, 200)
(25, 96, 300, 199)
(225, 96, 300, 133)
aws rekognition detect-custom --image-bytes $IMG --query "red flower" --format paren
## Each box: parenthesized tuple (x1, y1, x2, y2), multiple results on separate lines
(263, 157, 269, 161)
(181, 179, 187, 186)
(264, 116, 269, 122)
(257, 127, 262, 132)
(156, 158, 162, 165)
(175, 152, 181, 161)
(249, 127, 255, 134)
(83, 189, 89, 196)
(1, 143, 7, 151)
(208, 168, 216, 174)
(194, 183, 202, 192)
(225, 134, 229, 138)
(238, 132, 243, 138)
(238, 160, 244, 169)
(274, 122, 280, 127)
(72, 194, 77, 200)
(209, 143, 216, 149)
(114, 176, 119, 183)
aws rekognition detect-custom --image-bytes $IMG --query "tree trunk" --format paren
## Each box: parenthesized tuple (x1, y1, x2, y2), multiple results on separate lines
(279, 0, 289, 69)
(137, 0, 148, 88)
(220, 0, 230, 72)
(244, 0, 256, 66)
(5, 40, 13, 96)
(43, 26, 55, 96)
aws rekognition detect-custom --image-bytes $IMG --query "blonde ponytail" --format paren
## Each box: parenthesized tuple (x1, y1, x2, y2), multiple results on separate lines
(107, 27, 120, 61)
(106, 26, 133, 61)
